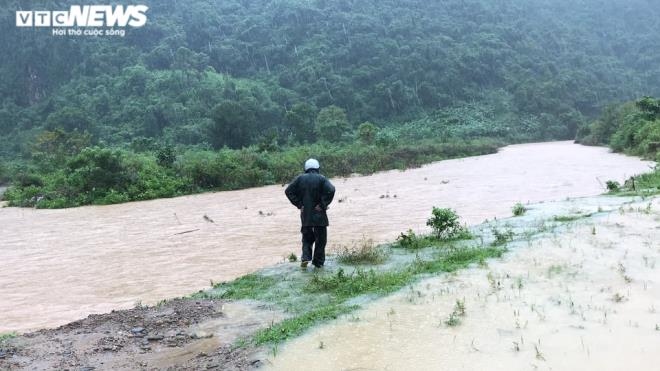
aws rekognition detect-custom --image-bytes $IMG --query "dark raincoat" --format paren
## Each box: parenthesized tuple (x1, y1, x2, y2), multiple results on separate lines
(285, 170, 335, 226)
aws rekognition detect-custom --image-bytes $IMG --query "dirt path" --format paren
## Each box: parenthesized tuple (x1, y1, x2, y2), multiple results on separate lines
(0, 299, 285, 370)
(0, 141, 654, 333)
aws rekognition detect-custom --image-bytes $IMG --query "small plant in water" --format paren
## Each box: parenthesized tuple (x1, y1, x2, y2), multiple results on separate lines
(515, 277, 524, 291)
(534, 344, 546, 361)
(445, 299, 467, 326)
(288, 253, 298, 262)
(491, 226, 514, 246)
(512, 203, 527, 216)
(445, 311, 461, 327)
(606, 180, 621, 192)
(454, 299, 466, 316)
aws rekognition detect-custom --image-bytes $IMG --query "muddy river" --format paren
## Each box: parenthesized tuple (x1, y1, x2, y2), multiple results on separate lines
(0, 141, 654, 333)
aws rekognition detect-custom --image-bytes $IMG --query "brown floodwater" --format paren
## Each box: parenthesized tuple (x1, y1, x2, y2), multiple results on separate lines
(0, 141, 654, 333)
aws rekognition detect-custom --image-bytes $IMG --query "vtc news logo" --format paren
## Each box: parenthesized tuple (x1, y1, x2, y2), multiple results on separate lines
(16, 5, 149, 28)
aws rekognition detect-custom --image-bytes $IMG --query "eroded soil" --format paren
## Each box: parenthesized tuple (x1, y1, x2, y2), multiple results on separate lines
(0, 299, 282, 370)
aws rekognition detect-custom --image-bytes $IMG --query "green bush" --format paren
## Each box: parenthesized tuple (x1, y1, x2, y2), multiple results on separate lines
(426, 207, 465, 240)
(606, 180, 621, 192)
(396, 229, 424, 249)
(512, 203, 527, 216)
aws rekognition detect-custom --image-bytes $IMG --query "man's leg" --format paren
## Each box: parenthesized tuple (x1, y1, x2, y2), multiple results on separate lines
(301, 226, 315, 266)
(312, 226, 327, 267)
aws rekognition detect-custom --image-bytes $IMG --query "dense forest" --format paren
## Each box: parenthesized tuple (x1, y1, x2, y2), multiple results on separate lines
(1, 0, 660, 207)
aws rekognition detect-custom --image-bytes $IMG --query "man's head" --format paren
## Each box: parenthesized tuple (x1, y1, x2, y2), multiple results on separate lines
(304, 158, 320, 172)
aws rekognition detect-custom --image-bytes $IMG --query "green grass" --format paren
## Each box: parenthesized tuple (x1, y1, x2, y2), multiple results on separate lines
(253, 305, 357, 345)
(214, 244, 505, 347)
(335, 239, 388, 265)
(413, 246, 505, 275)
(394, 229, 472, 250)
(552, 214, 584, 222)
(611, 170, 660, 196)
(194, 274, 278, 300)
(0, 332, 17, 342)
(187, 209, 536, 348)
(307, 268, 413, 299)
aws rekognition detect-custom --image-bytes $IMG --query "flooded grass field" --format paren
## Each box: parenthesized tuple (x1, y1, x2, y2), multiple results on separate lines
(264, 197, 660, 371)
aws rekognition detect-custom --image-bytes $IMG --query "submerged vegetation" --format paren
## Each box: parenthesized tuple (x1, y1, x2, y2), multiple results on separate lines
(192, 208, 508, 347)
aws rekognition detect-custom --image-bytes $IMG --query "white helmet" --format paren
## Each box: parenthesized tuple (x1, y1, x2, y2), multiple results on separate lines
(304, 158, 320, 171)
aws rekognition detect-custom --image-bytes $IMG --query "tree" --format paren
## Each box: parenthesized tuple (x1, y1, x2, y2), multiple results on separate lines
(208, 101, 257, 149)
(32, 129, 92, 166)
(45, 107, 92, 132)
(67, 147, 128, 195)
(285, 102, 317, 143)
(315, 105, 350, 142)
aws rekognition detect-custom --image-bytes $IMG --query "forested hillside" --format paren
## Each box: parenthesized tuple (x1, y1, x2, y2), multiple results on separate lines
(577, 96, 660, 159)
(1, 0, 659, 207)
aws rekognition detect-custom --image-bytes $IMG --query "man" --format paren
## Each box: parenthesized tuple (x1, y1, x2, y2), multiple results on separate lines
(285, 158, 336, 269)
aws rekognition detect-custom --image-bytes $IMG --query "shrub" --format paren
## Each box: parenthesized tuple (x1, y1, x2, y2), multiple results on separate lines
(606, 180, 620, 192)
(396, 229, 424, 249)
(357, 122, 378, 144)
(512, 203, 527, 216)
(156, 145, 176, 168)
(426, 207, 465, 239)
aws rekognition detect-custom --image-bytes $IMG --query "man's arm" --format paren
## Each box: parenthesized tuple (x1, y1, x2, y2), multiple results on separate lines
(285, 176, 303, 209)
(319, 178, 335, 210)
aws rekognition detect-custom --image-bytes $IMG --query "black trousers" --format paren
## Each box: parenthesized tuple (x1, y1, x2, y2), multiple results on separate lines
(301, 226, 327, 266)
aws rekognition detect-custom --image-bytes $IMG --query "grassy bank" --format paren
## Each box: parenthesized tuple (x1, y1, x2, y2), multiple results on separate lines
(186, 207, 574, 349)
(194, 236, 503, 347)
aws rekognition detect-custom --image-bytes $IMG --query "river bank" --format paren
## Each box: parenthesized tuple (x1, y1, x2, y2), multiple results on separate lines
(1, 191, 657, 370)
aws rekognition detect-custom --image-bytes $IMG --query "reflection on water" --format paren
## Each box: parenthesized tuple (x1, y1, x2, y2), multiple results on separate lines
(0, 141, 653, 332)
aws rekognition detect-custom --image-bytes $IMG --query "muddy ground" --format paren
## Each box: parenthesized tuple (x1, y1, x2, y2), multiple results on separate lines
(0, 298, 276, 370)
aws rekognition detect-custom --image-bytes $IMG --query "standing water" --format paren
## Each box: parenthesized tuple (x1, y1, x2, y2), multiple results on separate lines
(0, 142, 653, 332)
(264, 198, 660, 370)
